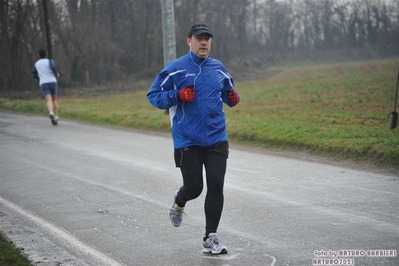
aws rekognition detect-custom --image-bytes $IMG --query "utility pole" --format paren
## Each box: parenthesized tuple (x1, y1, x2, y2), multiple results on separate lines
(161, 0, 176, 67)
(42, 0, 53, 59)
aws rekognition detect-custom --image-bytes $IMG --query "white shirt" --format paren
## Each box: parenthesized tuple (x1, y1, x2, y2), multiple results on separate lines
(34, 59, 58, 85)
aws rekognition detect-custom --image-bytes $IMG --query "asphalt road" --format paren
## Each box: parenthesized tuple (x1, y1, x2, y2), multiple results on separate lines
(0, 112, 398, 266)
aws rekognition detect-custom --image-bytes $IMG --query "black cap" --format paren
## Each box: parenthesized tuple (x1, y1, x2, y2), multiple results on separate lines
(188, 23, 213, 38)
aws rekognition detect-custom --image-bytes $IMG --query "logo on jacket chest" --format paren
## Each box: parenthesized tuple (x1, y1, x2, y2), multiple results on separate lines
(185, 73, 196, 77)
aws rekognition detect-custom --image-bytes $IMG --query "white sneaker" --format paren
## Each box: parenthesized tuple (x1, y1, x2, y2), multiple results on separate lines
(202, 233, 228, 254)
(49, 113, 57, 125)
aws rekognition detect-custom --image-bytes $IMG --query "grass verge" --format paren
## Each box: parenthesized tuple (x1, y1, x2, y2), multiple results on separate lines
(0, 231, 32, 266)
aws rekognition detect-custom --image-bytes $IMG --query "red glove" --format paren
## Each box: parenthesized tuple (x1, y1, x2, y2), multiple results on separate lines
(227, 90, 239, 105)
(179, 87, 195, 102)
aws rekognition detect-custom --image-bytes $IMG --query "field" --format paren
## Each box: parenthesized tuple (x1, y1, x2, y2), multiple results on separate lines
(1, 59, 398, 171)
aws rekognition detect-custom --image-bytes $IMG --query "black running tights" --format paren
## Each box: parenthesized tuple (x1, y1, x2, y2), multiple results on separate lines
(174, 141, 228, 236)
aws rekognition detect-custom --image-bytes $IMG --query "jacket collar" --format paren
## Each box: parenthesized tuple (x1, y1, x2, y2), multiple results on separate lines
(188, 50, 208, 65)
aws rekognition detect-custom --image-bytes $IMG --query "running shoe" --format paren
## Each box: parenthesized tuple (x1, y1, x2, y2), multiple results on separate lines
(202, 233, 228, 254)
(49, 113, 57, 125)
(169, 193, 185, 227)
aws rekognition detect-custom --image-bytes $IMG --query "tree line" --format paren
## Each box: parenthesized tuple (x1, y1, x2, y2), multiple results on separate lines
(1, 0, 398, 93)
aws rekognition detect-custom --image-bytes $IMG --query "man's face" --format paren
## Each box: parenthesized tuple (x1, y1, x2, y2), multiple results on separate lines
(187, 34, 212, 58)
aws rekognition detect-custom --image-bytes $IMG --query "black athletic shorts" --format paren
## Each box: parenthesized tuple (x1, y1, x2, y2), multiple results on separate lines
(174, 141, 229, 167)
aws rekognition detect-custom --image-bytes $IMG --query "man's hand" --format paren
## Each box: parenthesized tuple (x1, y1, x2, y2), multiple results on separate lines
(179, 87, 195, 102)
(227, 90, 239, 105)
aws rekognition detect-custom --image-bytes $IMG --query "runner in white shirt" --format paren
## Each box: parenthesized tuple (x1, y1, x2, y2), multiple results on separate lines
(32, 49, 60, 125)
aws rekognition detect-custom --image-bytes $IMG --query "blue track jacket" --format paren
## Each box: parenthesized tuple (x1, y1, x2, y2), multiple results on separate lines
(147, 51, 240, 149)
